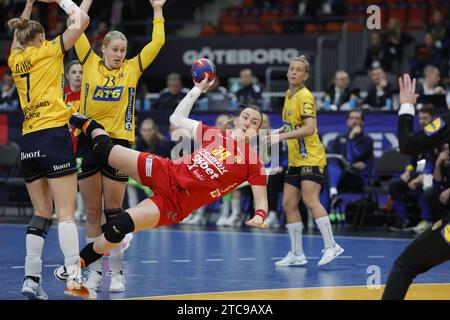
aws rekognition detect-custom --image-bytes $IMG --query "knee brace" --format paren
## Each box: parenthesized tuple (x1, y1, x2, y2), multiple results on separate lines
(104, 208, 122, 224)
(27, 215, 52, 238)
(69, 114, 104, 136)
(104, 210, 135, 243)
(92, 134, 115, 165)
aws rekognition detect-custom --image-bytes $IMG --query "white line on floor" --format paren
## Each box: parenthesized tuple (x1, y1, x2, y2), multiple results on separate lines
(238, 258, 255, 261)
(172, 260, 191, 263)
(205, 259, 223, 262)
(336, 256, 353, 259)
(368, 256, 385, 259)
(11, 266, 24, 269)
(44, 264, 60, 267)
(141, 261, 159, 264)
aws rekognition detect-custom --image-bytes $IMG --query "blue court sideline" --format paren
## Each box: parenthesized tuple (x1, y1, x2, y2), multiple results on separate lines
(1, 224, 449, 300)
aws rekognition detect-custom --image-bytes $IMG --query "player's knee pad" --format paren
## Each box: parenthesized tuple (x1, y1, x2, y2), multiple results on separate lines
(104, 210, 135, 243)
(104, 208, 122, 223)
(92, 134, 114, 165)
(27, 215, 52, 238)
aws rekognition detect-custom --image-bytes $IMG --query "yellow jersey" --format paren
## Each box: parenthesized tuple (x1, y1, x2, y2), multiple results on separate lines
(282, 86, 326, 168)
(76, 17, 165, 143)
(8, 36, 70, 135)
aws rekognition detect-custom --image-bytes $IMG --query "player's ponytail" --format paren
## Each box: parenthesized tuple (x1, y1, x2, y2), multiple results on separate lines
(8, 18, 44, 46)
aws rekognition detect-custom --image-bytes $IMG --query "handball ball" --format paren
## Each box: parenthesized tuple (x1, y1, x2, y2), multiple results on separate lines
(191, 58, 216, 83)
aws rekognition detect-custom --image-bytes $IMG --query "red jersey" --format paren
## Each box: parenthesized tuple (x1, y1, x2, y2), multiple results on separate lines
(170, 124, 266, 214)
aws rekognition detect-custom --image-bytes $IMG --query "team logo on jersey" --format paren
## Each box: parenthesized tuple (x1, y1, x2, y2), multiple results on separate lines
(442, 224, 450, 245)
(92, 86, 124, 101)
(424, 117, 445, 136)
(210, 189, 222, 198)
(302, 102, 314, 115)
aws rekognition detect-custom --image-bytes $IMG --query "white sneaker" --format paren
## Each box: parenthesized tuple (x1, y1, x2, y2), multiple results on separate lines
(21, 276, 48, 300)
(216, 215, 228, 226)
(188, 213, 204, 225)
(109, 271, 125, 292)
(85, 270, 103, 291)
(265, 212, 279, 228)
(275, 252, 308, 267)
(412, 220, 432, 234)
(318, 244, 344, 266)
(180, 214, 195, 224)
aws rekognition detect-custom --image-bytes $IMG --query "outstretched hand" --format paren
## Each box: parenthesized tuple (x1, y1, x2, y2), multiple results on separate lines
(194, 74, 215, 93)
(398, 74, 419, 105)
(149, 0, 166, 9)
(245, 215, 268, 229)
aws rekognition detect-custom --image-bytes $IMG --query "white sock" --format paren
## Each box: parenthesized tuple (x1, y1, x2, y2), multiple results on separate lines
(109, 245, 124, 274)
(220, 199, 230, 218)
(231, 199, 240, 217)
(86, 237, 102, 273)
(315, 216, 335, 249)
(286, 222, 304, 256)
(329, 187, 338, 197)
(58, 220, 80, 267)
(25, 234, 44, 278)
(196, 206, 206, 218)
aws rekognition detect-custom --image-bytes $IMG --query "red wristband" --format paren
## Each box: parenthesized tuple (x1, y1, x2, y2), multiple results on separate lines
(254, 209, 267, 220)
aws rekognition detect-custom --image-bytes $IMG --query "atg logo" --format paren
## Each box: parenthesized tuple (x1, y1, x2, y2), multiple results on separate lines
(92, 86, 124, 101)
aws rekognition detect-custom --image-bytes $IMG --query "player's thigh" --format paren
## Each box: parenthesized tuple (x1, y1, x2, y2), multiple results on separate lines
(25, 177, 53, 218)
(128, 198, 161, 231)
(108, 145, 141, 183)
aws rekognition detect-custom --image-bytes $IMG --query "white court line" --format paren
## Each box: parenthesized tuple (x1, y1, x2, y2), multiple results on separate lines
(336, 256, 353, 259)
(1, 223, 413, 242)
(205, 259, 223, 262)
(269, 257, 284, 260)
(141, 261, 159, 264)
(368, 256, 385, 259)
(44, 264, 60, 267)
(238, 258, 255, 261)
(11, 266, 24, 269)
(172, 260, 191, 263)
(306, 256, 320, 259)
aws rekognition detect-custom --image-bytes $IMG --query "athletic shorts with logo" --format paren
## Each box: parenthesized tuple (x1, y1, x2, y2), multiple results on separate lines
(284, 165, 325, 187)
(76, 133, 130, 181)
(137, 152, 191, 227)
(19, 125, 77, 183)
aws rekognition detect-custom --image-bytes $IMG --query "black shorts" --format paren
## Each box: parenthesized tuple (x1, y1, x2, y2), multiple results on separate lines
(285, 166, 325, 188)
(19, 125, 77, 183)
(76, 134, 130, 182)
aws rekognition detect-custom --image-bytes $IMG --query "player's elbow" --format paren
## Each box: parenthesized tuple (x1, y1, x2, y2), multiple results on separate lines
(79, 12, 90, 29)
(169, 114, 179, 127)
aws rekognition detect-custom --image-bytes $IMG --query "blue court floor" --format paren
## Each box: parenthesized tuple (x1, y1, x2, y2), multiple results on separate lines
(1, 224, 449, 300)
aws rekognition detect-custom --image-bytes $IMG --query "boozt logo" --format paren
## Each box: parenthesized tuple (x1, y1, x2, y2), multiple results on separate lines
(53, 162, 71, 171)
(92, 86, 124, 101)
(21, 151, 41, 160)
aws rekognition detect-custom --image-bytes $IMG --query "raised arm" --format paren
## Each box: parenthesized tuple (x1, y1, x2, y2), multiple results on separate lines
(134, 0, 166, 72)
(41, 0, 90, 52)
(10, 0, 35, 50)
(79, 0, 93, 13)
(169, 76, 213, 138)
(397, 74, 450, 155)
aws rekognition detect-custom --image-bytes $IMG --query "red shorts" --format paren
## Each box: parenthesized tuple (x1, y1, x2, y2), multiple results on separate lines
(137, 152, 190, 227)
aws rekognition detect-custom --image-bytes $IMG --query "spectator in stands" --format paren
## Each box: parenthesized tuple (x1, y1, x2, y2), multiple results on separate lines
(324, 70, 360, 111)
(363, 31, 392, 73)
(382, 18, 414, 74)
(327, 109, 374, 218)
(155, 73, 189, 110)
(236, 68, 263, 106)
(196, 76, 229, 111)
(426, 10, 450, 56)
(362, 67, 396, 110)
(426, 143, 450, 228)
(388, 105, 438, 232)
(0, 71, 19, 110)
(410, 33, 443, 80)
(416, 65, 447, 96)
